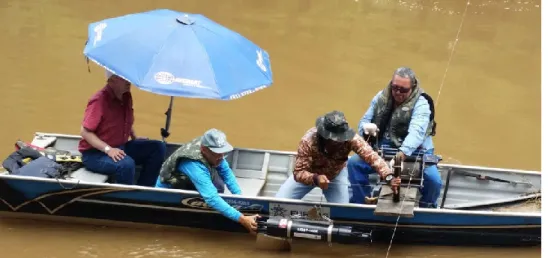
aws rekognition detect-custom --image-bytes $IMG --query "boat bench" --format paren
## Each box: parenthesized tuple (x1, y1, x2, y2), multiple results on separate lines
(68, 168, 109, 183)
(229, 150, 269, 197)
(68, 165, 147, 184)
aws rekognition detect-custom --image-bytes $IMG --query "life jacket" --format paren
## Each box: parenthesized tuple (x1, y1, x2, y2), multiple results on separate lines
(158, 136, 224, 192)
(371, 81, 437, 148)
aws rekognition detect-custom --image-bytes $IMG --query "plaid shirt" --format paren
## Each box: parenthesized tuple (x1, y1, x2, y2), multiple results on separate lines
(293, 127, 391, 185)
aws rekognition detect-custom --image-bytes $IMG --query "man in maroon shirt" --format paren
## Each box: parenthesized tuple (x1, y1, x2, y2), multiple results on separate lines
(77, 70, 166, 186)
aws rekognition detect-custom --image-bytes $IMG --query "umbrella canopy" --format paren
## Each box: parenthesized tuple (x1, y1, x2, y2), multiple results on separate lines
(83, 9, 273, 100)
(83, 9, 274, 140)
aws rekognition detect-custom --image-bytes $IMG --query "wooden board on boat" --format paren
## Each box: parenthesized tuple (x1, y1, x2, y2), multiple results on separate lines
(374, 185, 418, 218)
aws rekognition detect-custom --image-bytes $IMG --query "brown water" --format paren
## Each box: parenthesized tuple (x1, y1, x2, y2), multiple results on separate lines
(0, 0, 541, 257)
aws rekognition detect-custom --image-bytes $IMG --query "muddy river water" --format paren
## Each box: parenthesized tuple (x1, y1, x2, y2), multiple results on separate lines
(0, 0, 540, 257)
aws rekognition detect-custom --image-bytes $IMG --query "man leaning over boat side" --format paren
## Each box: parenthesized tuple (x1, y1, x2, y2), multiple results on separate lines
(77, 70, 167, 186)
(347, 66, 442, 208)
(274, 111, 397, 203)
(155, 128, 260, 234)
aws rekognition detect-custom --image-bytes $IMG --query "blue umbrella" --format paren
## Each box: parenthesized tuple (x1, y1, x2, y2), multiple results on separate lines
(83, 9, 273, 139)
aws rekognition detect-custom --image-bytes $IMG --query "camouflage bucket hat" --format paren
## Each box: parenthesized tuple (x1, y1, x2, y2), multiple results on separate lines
(315, 111, 356, 142)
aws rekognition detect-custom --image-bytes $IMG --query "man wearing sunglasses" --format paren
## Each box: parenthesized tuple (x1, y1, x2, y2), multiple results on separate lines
(155, 129, 260, 234)
(347, 67, 442, 208)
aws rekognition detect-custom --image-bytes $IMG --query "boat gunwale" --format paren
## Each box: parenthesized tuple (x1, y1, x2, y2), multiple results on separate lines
(0, 173, 541, 218)
(33, 132, 541, 175)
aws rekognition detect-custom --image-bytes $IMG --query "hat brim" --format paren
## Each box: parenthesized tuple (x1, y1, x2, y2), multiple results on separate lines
(315, 117, 356, 142)
(208, 143, 234, 154)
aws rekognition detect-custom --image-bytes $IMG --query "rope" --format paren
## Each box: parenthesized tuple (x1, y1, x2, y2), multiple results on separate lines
(434, 1, 471, 107)
(384, 152, 422, 258)
(385, 1, 471, 257)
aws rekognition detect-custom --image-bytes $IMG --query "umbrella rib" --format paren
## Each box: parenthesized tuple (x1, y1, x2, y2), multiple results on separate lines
(142, 25, 178, 89)
(85, 56, 133, 84)
(86, 36, 153, 84)
(197, 24, 272, 84)
(90, 15, 169, 52)
(190, 26, 220, 97)
(86, 17, 174, 82)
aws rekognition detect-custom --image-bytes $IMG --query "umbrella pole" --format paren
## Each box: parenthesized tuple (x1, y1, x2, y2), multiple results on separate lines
(161, 96, 174, 142)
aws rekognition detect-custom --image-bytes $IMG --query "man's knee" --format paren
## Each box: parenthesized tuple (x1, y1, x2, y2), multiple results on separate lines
(424, 166, 442, 188)
(275, 177, 307, 199)
(275, 177, 294, 197)
(155, 140, 167, 154)
(325, 184, 349, 204)
(148, 140, 167, 157)
(347, 154, 365, 172)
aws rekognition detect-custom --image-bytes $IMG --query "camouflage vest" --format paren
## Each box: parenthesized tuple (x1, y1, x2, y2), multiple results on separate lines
(372, 83, 436, 148)
(158, 136, 220, 190)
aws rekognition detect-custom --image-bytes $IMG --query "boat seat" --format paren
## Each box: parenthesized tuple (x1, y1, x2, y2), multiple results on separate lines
(231, 151, 270, 197)
(68, 168, 109, 183)
(234, 176, 266, 197)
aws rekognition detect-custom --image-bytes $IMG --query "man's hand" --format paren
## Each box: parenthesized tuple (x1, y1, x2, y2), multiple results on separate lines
(395, 151, 406, 161)
(107, 148, 126, 162)
(390, 151, 405, 194)
(360, 123, 379, 137)
(315, 175, 330, 190)
(390, 176, 401, 194)
(239, 214, 261, 235)
(389, 151, 406, 170)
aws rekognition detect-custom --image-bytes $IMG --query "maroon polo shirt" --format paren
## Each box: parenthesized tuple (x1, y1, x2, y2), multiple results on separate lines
(78, 85, 134, 152)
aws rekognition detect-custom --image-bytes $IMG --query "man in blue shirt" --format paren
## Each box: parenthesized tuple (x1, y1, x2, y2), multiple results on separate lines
(347, 67, 442, 208)
(155, 129, 260, 233)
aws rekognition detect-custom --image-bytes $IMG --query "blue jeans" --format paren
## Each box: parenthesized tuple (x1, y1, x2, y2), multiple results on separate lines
(347, 146, 442, 208)
(82, 139, 167, 186)
(275, 167, 350, 203)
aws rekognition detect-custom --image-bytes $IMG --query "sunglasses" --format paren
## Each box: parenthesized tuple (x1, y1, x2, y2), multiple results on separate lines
(390, 84, 411, 93)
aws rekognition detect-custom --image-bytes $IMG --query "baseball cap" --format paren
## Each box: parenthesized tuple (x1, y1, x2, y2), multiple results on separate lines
(201, 128, 234, 154)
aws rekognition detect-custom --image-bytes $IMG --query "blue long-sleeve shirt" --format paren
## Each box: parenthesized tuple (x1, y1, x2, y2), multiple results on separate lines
(358, 90, 434, 156)
(155, 159, 243, 222)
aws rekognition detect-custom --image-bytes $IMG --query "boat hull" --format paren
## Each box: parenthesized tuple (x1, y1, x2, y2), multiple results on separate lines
(0, 175, 540, 247)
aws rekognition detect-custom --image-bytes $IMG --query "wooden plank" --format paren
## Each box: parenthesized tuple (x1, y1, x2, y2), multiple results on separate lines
(374, 185, 418, 218)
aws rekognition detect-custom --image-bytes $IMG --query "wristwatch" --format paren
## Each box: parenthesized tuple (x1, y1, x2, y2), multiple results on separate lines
(104, 145, 111, 153)
(385, 174, 394, 183)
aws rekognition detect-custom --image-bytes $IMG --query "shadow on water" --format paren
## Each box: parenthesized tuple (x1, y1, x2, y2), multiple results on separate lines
(0, 214, 540, 258)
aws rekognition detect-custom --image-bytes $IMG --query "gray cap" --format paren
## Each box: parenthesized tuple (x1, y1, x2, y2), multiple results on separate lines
(201, 128, 234, 154)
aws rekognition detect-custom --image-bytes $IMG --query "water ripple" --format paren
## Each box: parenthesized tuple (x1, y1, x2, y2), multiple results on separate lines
(372, 0, 540, 14)
(125, 243, 207, 258)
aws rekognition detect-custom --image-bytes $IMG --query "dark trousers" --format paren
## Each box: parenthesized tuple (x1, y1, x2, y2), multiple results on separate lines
(82, 139, 167, 186)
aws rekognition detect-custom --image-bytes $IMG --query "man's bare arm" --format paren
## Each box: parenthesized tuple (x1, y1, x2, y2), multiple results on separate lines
(80, 126, 109, 152)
